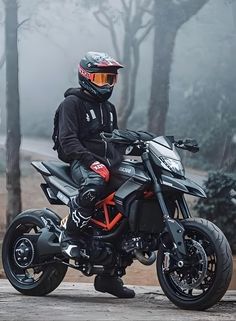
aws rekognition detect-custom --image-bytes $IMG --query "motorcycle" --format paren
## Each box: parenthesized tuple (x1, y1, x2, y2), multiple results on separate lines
(2, 130, 233, 310)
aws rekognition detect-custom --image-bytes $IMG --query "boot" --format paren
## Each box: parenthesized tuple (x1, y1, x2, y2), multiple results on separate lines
(59, 203, 92, 258)
(94, 275, 135, 299)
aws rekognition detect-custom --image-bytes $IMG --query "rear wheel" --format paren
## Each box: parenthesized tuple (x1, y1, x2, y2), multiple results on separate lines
(157, 218, 233, 310)
(2, 210, 68, 296)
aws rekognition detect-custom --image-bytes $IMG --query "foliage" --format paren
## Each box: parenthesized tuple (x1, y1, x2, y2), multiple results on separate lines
(195, 171, 236, 253)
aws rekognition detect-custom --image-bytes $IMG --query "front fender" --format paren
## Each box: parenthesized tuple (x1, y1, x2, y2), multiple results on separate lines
(161, 175, 206, 198)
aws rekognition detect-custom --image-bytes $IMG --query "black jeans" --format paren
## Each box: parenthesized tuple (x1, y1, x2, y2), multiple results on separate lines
(65, 160, 107, 235)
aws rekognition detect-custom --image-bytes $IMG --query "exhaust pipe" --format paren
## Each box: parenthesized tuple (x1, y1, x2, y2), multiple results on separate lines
(134, 250, 156, 266)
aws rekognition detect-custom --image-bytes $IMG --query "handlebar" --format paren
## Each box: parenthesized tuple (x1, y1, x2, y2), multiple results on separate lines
(100, 132, 132, 144)
(100, 130, 151, 146)
(101, 131, 199, 153)
(174, 139, 199, 153)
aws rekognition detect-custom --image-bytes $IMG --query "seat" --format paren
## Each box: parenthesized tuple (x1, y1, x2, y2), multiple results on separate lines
(42, 161, 79, 188)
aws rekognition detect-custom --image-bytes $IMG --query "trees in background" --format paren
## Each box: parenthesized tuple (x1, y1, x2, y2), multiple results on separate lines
(1, 0, 76, 225)
(148, 0, 209, 135)
(94, 0, 153, 128)
(172, 24, 236, 172)
(0, 18, 29, 71)
(4, 0, 21, 225)
(1, 0, 235, 225)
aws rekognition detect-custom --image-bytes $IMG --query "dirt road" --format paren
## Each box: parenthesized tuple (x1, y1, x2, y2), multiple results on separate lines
(0, 280, 236, 321)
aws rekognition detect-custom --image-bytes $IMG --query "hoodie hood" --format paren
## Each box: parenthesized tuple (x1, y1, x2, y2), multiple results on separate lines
(64, 87, 98, 103)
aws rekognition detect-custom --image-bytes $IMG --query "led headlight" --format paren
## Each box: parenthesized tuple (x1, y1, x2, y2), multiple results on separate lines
(159, 156, 185, 177)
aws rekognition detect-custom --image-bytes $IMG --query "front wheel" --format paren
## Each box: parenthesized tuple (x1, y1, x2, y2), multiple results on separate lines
(2, 209, 68, 296)
(157, 218, 233, 310)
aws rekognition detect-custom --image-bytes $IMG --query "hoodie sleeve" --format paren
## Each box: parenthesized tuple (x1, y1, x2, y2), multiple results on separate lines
(110, 103, 118, 130)
(58, 97, 96, 168)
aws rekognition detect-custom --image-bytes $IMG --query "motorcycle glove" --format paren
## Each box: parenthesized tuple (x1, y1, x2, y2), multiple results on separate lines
(90, 161, 110, 182)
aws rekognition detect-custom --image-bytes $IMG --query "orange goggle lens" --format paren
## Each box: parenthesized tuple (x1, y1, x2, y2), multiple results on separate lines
(91, 73, 117, 87)
(79, 66, 117, 87)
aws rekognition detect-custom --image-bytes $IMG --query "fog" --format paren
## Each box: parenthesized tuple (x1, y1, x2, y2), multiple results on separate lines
(0, 0, 236, 169)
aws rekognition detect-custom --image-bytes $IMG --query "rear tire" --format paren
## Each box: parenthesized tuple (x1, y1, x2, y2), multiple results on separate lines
(157, 218, 233, 310)
(2, 209, 68, 296)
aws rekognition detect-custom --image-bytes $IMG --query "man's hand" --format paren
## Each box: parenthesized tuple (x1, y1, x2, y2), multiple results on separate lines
(90, 161, 110, 182)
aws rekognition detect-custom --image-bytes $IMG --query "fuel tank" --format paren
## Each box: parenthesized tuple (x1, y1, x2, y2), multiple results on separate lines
(108, 159, 151, 215)
(109, 159, 151, 188)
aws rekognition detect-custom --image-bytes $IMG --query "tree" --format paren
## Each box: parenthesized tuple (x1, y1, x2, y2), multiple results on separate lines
(94, 0, 153, 128)
(171, 20, 236, 170)
(148, 0, 209, 135)
(0, 51, 5, 70)
(0, 1, 4, 70)
(0, 17, 29, 71)
(4, 0, 21, 225)
(0, 0, 49, 72)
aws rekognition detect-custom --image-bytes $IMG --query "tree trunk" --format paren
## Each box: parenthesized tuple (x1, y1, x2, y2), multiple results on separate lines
(147, 0, 209, 135)
(118, 33, 132, 127)
(5, 0, 22, 226)
(0, 51, 5, 70)
(119, 39, 140, 129)
(148, 19, 177, 135)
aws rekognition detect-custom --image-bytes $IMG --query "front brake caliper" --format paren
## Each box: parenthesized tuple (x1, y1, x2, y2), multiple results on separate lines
(163, 252, 170, 271)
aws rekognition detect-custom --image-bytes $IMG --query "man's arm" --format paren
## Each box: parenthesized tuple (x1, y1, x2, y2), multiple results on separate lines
(110, 103, 118, 130)
(58, 97, 96, 168)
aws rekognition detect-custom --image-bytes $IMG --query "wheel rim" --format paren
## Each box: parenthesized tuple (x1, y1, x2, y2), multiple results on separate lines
(6, 221, 47, 285)
(161, 227, 217, 300)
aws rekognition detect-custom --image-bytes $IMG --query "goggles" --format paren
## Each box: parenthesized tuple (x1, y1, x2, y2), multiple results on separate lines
(79, 66, 117, 87)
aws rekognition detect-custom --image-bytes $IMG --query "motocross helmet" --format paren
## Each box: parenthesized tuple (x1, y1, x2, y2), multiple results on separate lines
(78, 52, 123, 102)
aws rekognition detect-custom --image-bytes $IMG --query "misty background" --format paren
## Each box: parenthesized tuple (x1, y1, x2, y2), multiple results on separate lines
(0, 0, 236, 170)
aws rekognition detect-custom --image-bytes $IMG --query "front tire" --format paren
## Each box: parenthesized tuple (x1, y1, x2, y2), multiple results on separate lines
(157, 218, 233, 310)
(2, 209, 68, 296)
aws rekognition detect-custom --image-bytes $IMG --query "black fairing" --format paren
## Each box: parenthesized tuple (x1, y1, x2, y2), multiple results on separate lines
(110, 160, 151, 215)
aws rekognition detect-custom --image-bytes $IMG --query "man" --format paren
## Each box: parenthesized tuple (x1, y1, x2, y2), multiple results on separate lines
(53, 52, 135, 298)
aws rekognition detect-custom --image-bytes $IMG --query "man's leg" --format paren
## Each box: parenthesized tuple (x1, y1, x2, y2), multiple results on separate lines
(61, 160, 135, 298)
(60, 160, 106, 257)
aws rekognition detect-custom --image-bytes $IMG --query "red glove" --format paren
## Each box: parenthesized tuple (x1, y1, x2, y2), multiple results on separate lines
(90, 161, 110, 182)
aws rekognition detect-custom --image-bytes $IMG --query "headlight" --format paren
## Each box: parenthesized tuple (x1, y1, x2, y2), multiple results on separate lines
(159, 156, 185, 177)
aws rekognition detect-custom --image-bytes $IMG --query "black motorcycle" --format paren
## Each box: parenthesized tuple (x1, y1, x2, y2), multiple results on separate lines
(2, 130, 233, 310)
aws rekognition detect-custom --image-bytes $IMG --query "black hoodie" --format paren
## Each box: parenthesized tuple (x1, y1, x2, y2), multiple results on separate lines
(56, 88, 119, 168)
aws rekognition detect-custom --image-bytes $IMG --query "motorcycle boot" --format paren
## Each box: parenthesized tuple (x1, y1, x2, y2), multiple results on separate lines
(59, 191, 95, 258)
(94, 275, 135, 298)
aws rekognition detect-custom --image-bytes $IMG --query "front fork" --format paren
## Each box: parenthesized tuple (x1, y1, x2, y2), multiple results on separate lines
(142, 152, 190, 258)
